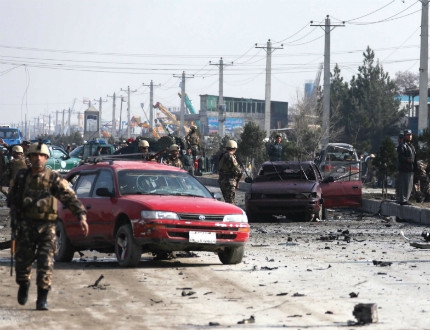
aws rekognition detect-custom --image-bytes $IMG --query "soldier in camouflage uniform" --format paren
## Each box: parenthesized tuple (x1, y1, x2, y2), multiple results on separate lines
(3, 145, 29, 187)
(185, 125, 200, 159)
(218, 140, 242, 204)
(413, 160, 430, 203)
(164, 144, 184, 169)
(7, 142, 89, 311)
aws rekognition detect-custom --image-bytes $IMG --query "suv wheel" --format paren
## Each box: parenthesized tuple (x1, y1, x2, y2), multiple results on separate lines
(115, 224, 142, 267)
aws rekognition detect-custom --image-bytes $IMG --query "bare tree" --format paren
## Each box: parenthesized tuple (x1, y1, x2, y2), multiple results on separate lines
(394, 71, 419, 93)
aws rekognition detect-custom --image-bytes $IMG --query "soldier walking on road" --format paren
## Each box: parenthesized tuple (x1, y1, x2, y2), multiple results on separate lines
(218, 140, 242, 204)
(7, 142, 89, 311)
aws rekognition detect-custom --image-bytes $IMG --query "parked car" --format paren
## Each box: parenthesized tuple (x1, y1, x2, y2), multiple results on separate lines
(314, 143, 360, 180)
(45, 145, 81, 174)
(55, 160, 250, 267)
(245, 161, 362, 222)
(69, 139, 115, 160)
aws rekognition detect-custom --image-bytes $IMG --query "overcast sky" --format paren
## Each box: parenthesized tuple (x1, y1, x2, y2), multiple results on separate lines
(0, 0, 424, 126)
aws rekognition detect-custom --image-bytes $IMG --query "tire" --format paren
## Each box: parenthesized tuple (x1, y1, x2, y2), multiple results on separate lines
(218, 245, 245, 264)
(54, 221, 75, 262)
(115, 224, 142, 267)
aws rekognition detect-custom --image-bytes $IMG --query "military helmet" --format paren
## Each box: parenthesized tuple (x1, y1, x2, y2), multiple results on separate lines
(12, 145, 24, 153)
(226, 140, 238, 149)
(170, 144, 180, 151)
(28, 142, 50, 158)
(138, 140, 149, 148)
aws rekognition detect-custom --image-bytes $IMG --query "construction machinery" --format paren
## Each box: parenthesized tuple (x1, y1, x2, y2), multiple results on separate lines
(153, 102, 191, 136)
(178, 93, 196, 114)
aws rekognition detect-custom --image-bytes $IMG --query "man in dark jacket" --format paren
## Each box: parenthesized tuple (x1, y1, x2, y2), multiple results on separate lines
(268, 135, 282, 161)
(397, 129, 416, 205)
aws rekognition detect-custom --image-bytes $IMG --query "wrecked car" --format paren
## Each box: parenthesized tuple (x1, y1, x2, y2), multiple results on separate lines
(315, 143, 360, 181)
(245, 161, 362, 222)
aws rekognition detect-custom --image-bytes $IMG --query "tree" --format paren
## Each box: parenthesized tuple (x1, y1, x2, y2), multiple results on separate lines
(236, 122, 266, 175)
(394, 71, 419, 93)
(373, 136, 397, 193)
(344, 47, 404, 153)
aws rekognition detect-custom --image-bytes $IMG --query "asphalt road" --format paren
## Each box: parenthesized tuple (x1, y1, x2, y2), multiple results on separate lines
(0, 192, 430, 329)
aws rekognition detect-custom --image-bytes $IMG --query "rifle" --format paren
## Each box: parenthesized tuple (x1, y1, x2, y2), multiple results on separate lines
(10, 208, 17, 276)
(236, 157, 251, 180)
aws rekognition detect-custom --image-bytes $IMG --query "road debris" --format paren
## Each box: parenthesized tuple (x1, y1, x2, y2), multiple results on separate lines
(181, 290, 196, 296)
(88, 274, 104, 288)
(352, 303, 378, 324)
(349, 292, 359, 298)
(237, 315, 255, 324)
(372, 260, 392, 267)
(400, 231, 430, 248)
(292, 292, 305, 297)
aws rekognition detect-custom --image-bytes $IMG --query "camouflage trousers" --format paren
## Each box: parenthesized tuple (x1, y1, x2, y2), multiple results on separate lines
(218, 179, 237, 204)
(15, 219, 56, 290)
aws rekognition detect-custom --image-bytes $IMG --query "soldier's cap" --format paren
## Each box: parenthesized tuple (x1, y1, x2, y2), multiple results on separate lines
(12, 145, 23, 153)
(404, 129, 412, 135)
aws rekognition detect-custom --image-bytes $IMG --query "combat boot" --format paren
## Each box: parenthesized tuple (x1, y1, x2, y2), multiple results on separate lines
(36, 287, 49, 311)
(17, 282, 30, 305)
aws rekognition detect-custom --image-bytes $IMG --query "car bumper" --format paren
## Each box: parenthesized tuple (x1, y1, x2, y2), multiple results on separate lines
(246, 198, 321, 216)
(132, 220, 250, 252)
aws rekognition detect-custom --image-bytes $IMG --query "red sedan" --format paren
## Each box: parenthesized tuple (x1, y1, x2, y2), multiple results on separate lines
(55, 160, 250, 267)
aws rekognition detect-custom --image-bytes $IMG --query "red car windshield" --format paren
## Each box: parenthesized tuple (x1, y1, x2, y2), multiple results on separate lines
(117, 170, 213, 198)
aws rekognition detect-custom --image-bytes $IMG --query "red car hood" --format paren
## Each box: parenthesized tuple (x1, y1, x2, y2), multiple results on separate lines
(123, 195, 244, 215)
(250, 180, 318, 194)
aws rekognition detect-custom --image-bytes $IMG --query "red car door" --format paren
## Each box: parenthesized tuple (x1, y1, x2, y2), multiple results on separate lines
(315, 164, 362, 208)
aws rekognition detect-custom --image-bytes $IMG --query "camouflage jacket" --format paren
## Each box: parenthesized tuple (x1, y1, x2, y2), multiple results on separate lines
(8, 167, 86, 221)
(218, 152, 242, 182)
(186, 132, 200, 147)
(165, 156, 184, 169)
(1, 157, 28, 186)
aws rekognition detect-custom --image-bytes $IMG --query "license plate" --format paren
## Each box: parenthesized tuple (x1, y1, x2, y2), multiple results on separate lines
(189, 231, 216, 244)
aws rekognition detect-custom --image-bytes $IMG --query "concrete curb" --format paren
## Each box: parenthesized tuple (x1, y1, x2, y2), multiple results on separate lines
(197, 176, 427, 224)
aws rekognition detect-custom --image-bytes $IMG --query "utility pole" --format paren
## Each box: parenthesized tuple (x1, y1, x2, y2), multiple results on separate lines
(210, 57, 233, 138)
(62, 109, 65, 135)
(67, 108, 72, 135)
(120, 86, 137, 138)
(256, 39, 283, 138)
(107, 92, 119, 138)
(173, 71, 194, 136)
(94, 97, 108, 138)
(142, 80, 161, 131)
(419, 0, 429, 135)
(311, 15, 344, 147)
